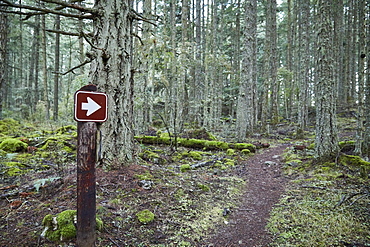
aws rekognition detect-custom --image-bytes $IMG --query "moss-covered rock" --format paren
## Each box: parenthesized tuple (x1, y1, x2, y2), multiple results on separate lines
(231, 143, 256, 152)
(339, 154, 370, 178)
(41, 210, 103, 243)
(41, 210, 77, 242)
(0, 138, 28, 152)
(136, 209, 155, 224)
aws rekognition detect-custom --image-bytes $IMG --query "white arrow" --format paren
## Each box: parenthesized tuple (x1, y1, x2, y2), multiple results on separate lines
(81, 97, 102, 116)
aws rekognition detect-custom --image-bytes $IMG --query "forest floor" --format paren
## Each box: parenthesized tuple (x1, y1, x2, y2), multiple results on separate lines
(0, 117, 369, 247)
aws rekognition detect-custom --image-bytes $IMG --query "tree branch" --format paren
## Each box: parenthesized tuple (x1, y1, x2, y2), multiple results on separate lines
(61, 59, 92, 75)
(40, 0, 97, 14)
(0, 0, 94, 19)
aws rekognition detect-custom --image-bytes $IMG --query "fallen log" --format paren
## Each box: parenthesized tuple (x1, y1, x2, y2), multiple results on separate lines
(134, 135, 257, 152)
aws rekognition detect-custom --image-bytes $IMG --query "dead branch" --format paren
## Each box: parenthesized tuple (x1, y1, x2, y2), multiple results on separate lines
(61, 59, 92, 75)
(0, 0, 94, 19)
(191, 157, 224, 169)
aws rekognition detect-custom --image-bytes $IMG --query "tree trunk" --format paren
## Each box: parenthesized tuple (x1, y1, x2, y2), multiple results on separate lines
(53, 14, 60, 121)
(363, 2, 370, 159)
(354, 0, 365, 155)
(297, 0, 310, 136)
(41, 12, 50, 120)
(236, 0, 257, 141)
(0, 9, 8, 119)
(91, 0, 135, 166)
(315, 0, 339, 160)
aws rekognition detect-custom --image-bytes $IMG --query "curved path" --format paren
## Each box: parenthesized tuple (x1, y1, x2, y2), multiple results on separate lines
(205, 143, 290, 246)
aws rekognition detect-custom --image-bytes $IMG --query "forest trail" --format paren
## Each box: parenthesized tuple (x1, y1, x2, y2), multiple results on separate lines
(206, 143, 290, 247)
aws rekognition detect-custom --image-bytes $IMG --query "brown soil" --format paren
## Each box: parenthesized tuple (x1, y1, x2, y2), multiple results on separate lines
(0, 142, 290, 247)
(205, 144, 290, 247)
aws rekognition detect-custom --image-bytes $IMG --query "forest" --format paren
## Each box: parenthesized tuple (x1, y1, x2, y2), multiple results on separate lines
(0, 0, 369, 246)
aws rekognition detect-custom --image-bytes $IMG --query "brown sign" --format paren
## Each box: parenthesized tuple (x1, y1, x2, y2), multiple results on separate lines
(74, 91, 108, 122)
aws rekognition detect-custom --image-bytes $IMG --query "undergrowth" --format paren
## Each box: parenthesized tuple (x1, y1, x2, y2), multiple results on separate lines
(267, 145, 370, 247)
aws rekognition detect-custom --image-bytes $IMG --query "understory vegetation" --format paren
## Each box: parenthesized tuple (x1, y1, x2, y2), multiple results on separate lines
(0, 115, 369, 246)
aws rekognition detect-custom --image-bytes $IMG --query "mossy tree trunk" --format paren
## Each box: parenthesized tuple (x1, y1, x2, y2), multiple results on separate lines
(91, 0, 135, 166)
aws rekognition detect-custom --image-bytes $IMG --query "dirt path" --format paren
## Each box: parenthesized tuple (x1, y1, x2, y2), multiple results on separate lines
(205, 143, 290, 247)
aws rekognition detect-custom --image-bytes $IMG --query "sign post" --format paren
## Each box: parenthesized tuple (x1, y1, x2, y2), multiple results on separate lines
(74, 85, 107, 247)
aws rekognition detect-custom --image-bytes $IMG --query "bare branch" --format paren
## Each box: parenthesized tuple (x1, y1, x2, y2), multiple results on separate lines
(61, 59, 92, 75)
(130, 8, 157, 26)
(40, 0, 96, 14)
(0, 0, 94, 19)
(45, 29, 92, 38)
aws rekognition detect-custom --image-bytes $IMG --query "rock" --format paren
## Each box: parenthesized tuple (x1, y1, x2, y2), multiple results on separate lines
(265, 161, 277, 166)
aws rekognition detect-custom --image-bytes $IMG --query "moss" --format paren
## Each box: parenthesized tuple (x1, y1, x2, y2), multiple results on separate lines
(180, 164, 191, 172)
(188, 151, 203, 160)
(134, 170, 153, 180)
(41, 210, 103, 243)
(226, 149, 235, 156)
(197, 183, 210, 192)
(224, 158, 235, 167)
(338, 140, 355, 149)
(136, 209, 155, 224)
(232, 143, 256, 152)
(241, 149, 251, 155)
(339, 154, 370, 178)
(4, 162, 25, 176)
(55, 125, 77, 135)
(203, 141, 229, 150)
(0, 118, 22, 136)
(0, 138, 28, 152)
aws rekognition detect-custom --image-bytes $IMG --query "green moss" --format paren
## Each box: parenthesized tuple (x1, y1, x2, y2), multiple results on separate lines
(197, 183, 210, 192)
(180, 164, 191, 172)
(338, 140, 355, 149)
(232, 143, 256, 152)
(224, 158, 235, 167)
(136, 209, 155, 224)
(339, 154, 370, 178)
(204, 141, 229, 150)
(0, 138, 28, 152)
(226, 149, 235, 156)
(188, 151, 203, 160)
(41, 210, 103, 243)
(3, 162, 26, 176)
(55, 125, 77, 135)
(241, 149, 251, 155)
(0, 118, 22, 136)
(134, 170, 153, 180)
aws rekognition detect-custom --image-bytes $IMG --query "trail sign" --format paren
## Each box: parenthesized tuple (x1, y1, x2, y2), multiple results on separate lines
(74, 91, 108, 122)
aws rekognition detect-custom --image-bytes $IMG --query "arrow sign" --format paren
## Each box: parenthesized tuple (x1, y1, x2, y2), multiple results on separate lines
(74, 91, 108, 122)
(82, 97, 102, 116)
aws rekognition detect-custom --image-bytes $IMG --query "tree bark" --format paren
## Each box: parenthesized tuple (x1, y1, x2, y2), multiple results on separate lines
(90, 0, 135, 166)
(236, 0, 257, 141)
(0, 8, 8, 119)
(53, 14, 60, 120)
(315, 0, 339, 160)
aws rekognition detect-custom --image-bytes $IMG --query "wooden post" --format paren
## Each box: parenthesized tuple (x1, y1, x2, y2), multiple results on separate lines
(76, 85, 98, 247)
(77, 121, 97, 247)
